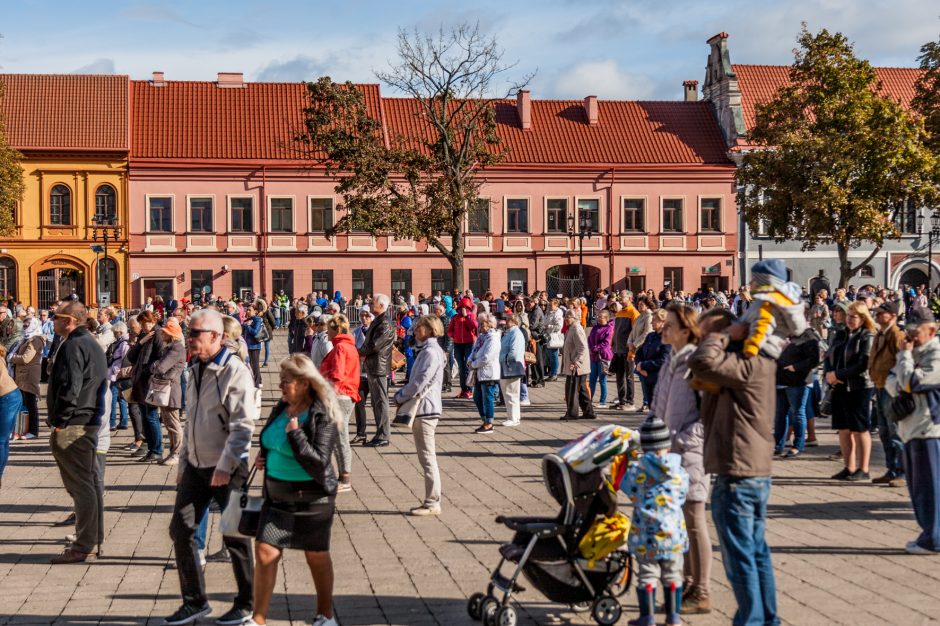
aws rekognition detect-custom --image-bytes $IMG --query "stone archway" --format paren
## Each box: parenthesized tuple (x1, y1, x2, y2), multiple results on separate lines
(30, 254, 88, 308)
(545, 264, 601, 298)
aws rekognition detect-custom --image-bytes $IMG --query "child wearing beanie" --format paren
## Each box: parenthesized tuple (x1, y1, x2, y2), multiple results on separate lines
(736, 259, 806, 359)
(621, 415, 690, 626)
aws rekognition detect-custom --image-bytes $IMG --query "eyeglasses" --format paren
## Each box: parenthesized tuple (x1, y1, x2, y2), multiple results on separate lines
(52, 313, 78, 321)
(187, 328, 216, 338)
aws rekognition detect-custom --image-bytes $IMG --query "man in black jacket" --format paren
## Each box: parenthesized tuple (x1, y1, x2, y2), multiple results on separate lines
(47, 301, 108, 564)
(773, 327, 821, 457)
(359, 293, 395, 446)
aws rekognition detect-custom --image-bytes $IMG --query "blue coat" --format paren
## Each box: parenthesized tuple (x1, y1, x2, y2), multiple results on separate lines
(499, 325, 526, 379)
(242, 315, 263, 350)
(635, 331, 670, 389)
(621, 451, 689, 560)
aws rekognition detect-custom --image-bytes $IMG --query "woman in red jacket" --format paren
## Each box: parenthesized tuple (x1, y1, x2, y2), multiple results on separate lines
(447, 297, 478, 398)
(320, 314, 360, 493)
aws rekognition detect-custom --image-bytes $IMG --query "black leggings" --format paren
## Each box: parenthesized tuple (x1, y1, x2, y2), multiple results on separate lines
(22, 391, 39, 436)
(248, 349, 262, 387)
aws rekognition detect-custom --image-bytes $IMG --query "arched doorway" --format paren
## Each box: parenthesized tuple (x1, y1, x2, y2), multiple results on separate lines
(0, 257, 16, 300)
(545, 264, 601, 298)
(899, 267, 929, 291)
(37, 267, 85, 309)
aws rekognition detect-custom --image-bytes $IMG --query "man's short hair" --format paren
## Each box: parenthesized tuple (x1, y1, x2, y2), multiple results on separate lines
(190, 308, 224, 333)
(58, 301, 87, 321)
(699, 308, 735, 332)
(374, 293, 390, 308)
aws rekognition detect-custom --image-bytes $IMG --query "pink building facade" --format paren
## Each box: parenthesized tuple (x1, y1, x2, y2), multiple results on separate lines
(128, 75, 737, 305)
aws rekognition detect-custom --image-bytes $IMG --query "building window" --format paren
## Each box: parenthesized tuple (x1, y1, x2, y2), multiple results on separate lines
(859, 265, 875, 278)
(189, 197, 213, 232)
(95, 185, 117, 223)
(546, 198, 568, 233)
(431, 269, 453, 294)
(894, 199, 918, 235)
(508, 268, 527, 294)
(626, 274, 646, 294)
(662, 199, 683, 233)
(391, 269, 412, 295)
(578, 198, 600, 232)
(700, 198, 721, 232)
(352, 270, 372, 298)
(311, 270, 333, 294)
(269, 197, 294, 233)
(468, 198, 490, 234)
(50, 184, 71, 225)
(232, 270, 254, 300)
(663, 267, 684, 292)
(506, 199, 528, 233)
(309, 198, 333, 233)
(148, 196, 173, 232)
(0, 257, 16, 299)
(191, 270, 213, 303)
(229, 197, 253, 232)
(97, 258, 118, 304)
(755, 219, 769, 237)
(272, 270, 294, 296)
(623, 199, 645, 232)
(469, 269, 490, 296)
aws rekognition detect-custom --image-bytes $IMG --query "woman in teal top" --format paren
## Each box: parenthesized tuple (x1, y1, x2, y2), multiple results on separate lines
(253, 354, 339, 626)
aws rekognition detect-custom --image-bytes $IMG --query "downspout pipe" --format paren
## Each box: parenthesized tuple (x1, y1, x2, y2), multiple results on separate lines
(260, 165, 267, 298)
(608, 168, 615, 290)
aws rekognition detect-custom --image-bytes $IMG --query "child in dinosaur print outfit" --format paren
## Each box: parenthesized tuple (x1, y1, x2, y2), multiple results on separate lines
(621, 415, 689, 626)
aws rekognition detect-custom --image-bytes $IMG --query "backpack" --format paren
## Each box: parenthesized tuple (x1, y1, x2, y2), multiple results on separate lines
(105, 338, 121, 365)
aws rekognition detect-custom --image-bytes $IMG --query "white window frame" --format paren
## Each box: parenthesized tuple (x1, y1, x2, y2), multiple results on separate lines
(660, 196, 686, 234)
(307, 195, 335, 234)
(620, 195, 647, 234)
(227, 194, 255, 233)
(145, 194, 175, 233)
(267, 195, 296, 234)
(575, 196, 604, 234)
(503, 196, 531, 234)
(698, 196, 722, 233)
(543, 196, 570, 235)
(186, 194, 216, 234)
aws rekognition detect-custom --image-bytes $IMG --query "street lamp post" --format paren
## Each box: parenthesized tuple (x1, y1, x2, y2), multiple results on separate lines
(92, 214, 121, 307)
(567, 211, 595, 297)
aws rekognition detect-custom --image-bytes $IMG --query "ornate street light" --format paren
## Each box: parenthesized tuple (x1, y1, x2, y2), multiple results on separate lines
(92, 214, 121, 307)
(567, 210, 595, 297)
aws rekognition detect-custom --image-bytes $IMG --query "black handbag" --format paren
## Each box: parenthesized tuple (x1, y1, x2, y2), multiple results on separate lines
(889, 391, 916, 423)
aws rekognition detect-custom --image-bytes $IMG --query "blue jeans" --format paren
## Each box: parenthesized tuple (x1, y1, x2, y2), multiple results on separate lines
(546, 348, 560, 377)
(711, 476, 780, 626)
(773, 385, 809, 452)
(110, 383, 128, 429)
(589, 361, 608, 404)
(262, 340, 271, 366)
(454, 343, 473, 393)
(0, 389, 22, 478)
(195, 509, 208, 551)
(473, 381, 499, 424)
(874, 388, 905, 477)
(144, 405, 163, 455)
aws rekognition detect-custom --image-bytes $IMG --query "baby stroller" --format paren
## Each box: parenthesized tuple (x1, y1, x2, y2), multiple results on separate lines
(467, 427, 637, 626)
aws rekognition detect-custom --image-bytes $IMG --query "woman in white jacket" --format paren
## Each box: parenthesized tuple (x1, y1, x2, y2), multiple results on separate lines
(468, 313, 501, 434)
(543, 299, 565, 381)
(499, 315, 526, 426)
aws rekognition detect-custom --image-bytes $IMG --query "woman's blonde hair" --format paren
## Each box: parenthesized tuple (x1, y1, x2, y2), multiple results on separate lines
(414, 314, 444, 337)
(279, 354, 339, 426)
(221, 315, 242, 340)
(847, 301, 877, 333)
(327, 314, 350, 334)
(652, 308, 669, 322)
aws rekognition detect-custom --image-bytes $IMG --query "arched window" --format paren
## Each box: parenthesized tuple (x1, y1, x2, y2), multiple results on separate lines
(95, 185, 117, 223)
(859, 265, 875, 278)
(98, 257, 118, 305)
(50, 184, 71, 225)
(0, 257, 16, 299)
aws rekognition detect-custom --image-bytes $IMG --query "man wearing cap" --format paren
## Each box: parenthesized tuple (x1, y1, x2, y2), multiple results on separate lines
(869, 301, 907, 487)
(886, 306, 940, 554)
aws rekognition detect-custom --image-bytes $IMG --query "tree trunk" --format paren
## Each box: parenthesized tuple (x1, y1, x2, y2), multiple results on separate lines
(450, 231, 465, 292)
(837, 243, 882, 289)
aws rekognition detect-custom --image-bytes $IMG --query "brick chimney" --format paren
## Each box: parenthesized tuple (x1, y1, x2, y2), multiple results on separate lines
(584, 95, 598, 126)
(517, 90, 532, 130)
(151, 71, 165, 87)
(683, 80, 699, 102)
(217, 72, 245, 88)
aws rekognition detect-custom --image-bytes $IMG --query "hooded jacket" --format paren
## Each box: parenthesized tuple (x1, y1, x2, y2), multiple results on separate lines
(499, 325, 526, 379)
(319, 333, 361, 402)
(447, 298, 478, 345)
(588, 321, 614, 362)
(468, 328, 501, 382)
(621, 451, 689, 560)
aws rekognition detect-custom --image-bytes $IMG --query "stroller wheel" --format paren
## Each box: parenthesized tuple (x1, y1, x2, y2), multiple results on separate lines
(496, 606, 517, 626)
(480, 596, 500, 626)
(591, 595, 622, 626)
(570, 600, 592, 613)
(467, 592, 486, 621)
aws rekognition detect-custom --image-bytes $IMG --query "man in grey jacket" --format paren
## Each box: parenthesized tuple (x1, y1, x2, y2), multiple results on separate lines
(359, 293, 396, 447)
(164, 309, 256, 626)
(886, 306, 940, 555)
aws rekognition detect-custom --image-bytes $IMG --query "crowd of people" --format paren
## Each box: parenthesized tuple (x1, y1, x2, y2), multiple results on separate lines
(0, 256, 938, 626)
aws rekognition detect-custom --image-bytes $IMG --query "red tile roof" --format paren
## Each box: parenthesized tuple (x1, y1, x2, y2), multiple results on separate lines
(0, 74, 128, 151)
(130, 80, 383, 161)
(382, 98, 731, 165)
(733, 64, 923, 131)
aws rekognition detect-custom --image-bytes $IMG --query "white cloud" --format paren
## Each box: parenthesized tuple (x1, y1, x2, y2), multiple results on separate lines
(72, 58, 116, 74)
(256, 55, 328, 82)
(551, 59, 654, 100)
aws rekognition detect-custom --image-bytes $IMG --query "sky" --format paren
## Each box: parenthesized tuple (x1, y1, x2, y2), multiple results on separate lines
(0, 0, 937, 101)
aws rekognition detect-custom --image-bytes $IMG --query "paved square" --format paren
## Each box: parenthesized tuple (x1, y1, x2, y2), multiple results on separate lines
(1, 332, 938, 625)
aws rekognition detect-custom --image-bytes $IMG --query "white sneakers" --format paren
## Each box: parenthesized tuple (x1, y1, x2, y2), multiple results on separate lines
(905, 540, 938, 555)
(312, 616, 338, 626)
(502, 420, 521, 427)
(519, 399, 531, 406)
(409, 505, 442, 516)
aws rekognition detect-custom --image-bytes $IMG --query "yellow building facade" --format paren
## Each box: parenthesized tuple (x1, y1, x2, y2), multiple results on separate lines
(0, 74, 129, 308)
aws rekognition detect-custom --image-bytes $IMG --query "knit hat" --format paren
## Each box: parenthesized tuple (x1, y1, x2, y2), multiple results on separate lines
(750, 259, 788, 291)
(640, 415, 671, 452)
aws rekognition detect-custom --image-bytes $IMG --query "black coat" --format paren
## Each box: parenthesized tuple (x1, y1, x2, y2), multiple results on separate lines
(287, 317, 307, 354)
(127, 329, 164, 404)
(259, 399, 338, 500)
(634, 331, 670, 389)
(359, 310, 395, 376)
(776, 329, 822, 387)
(827, 328, 874, 391)
(47, 327, 108, 427)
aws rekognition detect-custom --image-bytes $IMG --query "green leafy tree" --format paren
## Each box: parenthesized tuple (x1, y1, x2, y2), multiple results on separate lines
(737, 26, 938, 288)
(0, 80, 25, 237)
(913, 31, 940, 152)
(298, 23, 532, 291)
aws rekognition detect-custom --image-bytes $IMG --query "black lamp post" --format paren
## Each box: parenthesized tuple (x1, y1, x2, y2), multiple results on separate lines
(917, 210, 940, 294)
(567, 210, 595, 297)
(92, 214, 121, 306)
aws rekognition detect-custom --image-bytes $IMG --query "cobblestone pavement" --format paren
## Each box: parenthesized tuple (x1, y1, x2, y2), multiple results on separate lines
(2, 331, 939, 625)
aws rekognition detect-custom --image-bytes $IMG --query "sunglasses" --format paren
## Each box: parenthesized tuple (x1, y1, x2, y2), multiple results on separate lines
(52, 313, 78, 321)
(187, 328, 216, 338)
